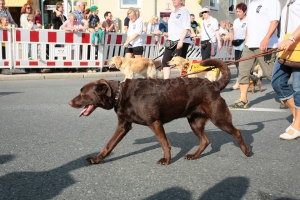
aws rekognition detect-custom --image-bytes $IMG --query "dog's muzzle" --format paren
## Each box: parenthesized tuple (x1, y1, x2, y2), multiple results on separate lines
(109, 64, 116, 68)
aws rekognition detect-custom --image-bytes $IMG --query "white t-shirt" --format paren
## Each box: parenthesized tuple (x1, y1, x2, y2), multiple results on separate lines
(127, 18, 143, 47)
(233, 16, 247, 50)
(246, 0, 281, 48)
(168, 6, 191, 43)
(146, 23, 159, 34)
(201, 16, 219, 43)
(279, 0, 300, 42)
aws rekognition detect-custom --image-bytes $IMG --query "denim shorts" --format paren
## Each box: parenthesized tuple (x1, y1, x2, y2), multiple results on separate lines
(271, 58, 300, 109)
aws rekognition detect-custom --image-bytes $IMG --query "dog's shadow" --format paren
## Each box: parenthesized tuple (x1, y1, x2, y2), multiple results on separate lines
(104, 121, 264, 164)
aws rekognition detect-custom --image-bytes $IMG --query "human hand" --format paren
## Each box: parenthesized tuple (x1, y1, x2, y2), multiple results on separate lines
(260, 37, 269, 52)
(123, 41, 130, 47)
(278, 39, 294, 52)
(56, 11, 62, 16)
(228, 46, 233, 54)
(177, 40, 183, 49)
(218, 42, 222, 50)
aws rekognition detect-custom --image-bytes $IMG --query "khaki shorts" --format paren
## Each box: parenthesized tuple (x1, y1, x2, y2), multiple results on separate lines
(238, 46, 276, 84)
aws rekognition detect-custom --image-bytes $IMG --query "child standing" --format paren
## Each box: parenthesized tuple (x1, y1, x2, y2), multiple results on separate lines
(88, 6, 103, 45)
(34, 9, 42, 28)
(0, 16, 9, 59)
(27, 14, 41, 60)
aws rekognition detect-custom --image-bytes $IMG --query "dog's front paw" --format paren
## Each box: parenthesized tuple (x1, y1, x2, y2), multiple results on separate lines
(157, 158, 170, 165)
(86, 156, 103, 164)
(184, 154, 198, 160)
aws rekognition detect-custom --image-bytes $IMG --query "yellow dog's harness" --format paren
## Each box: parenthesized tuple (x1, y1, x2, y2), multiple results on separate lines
(181, 60, 220, 77)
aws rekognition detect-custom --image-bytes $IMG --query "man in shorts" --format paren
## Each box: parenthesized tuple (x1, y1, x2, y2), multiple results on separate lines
(229, 0, 281, 109)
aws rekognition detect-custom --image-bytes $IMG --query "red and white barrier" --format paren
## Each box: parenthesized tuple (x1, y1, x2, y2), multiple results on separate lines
(12, 28, 101, 69)
(214, 39, 235, 62)
(0, 27, 12, 68)
(1, 27, 235, 71)
(101, 32, 159, 66)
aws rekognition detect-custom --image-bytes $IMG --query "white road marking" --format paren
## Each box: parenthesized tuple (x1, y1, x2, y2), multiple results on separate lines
(229, 107, 288, 112)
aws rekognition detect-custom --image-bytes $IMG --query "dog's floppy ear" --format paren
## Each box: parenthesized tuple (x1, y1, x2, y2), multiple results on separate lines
(95, 79, 112, 97)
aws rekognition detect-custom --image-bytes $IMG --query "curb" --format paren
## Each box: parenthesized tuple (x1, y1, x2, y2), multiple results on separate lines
(0, 65, 236, 81)
(0, 70, 179, 81)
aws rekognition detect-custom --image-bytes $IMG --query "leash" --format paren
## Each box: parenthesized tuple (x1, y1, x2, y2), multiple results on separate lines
(173, 48, 283, 79)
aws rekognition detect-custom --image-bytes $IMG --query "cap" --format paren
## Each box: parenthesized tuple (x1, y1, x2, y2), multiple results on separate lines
(163, 13, 170, 17)
(200, 7, 210, 13)
(90, 6, 99, 12)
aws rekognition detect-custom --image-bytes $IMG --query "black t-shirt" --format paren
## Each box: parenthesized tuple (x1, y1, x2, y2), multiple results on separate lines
(191, 21, 198, 33)
(88, 14, 100, 29)
(124, 17, 129, 26)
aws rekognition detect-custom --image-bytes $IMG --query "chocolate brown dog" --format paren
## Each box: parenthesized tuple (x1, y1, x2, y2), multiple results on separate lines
(69, 59, 251, 165)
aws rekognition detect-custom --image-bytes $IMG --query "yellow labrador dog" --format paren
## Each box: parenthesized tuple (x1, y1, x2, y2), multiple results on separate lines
(168, 56, 222, 81)
(109, 56, 156, 81)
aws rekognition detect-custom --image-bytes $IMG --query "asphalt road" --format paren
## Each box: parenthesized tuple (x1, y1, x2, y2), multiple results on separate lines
(0, 70, 299, 200)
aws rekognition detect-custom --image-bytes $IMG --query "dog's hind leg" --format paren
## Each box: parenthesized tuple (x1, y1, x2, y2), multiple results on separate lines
(149, 121, 171, 165)
(207, 97, 251, 157)
(258, 79, 262, 92)
(86, 119, 132, 164)
(185, 115, 210, 160)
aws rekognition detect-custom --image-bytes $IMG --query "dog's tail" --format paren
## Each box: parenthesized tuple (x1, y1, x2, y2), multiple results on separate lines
(201, 58, 230, 91)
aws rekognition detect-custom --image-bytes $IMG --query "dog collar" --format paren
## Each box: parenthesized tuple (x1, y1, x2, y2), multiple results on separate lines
(114, 82, 123, 108)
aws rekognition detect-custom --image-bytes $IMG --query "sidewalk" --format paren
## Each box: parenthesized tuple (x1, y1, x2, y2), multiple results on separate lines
(0, 69, 180, 81)
(0, 65, 236, 81)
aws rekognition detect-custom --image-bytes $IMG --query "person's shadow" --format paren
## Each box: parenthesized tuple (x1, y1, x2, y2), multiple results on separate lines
(0, 153, 95, 200)
(143, 176, 249, 200)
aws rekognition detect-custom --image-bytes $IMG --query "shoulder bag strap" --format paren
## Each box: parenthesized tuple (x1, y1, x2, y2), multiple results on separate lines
(285, 0, 292, 34)
(203, 20, 212, 42)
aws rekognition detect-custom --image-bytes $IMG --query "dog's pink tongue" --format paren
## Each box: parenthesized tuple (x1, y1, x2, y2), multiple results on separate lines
(79, 105, 88, 117)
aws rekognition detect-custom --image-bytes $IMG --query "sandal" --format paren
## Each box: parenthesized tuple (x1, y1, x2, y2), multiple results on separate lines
(280, 127, 300, 140)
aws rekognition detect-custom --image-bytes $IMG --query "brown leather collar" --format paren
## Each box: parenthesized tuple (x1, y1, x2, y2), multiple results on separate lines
(114, 82, 123, 108)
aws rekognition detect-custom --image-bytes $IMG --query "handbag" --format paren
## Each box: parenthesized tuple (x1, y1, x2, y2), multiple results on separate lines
(165, 40, 179, 50)
(278, 0, 300, 67)
(232, 39, 244, 47)
(203, 21, 217, 56)
(201, 40, 209, 48)
(211, 42, 216, 57)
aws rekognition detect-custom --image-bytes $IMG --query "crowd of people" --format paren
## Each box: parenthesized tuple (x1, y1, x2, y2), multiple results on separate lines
(1, 0, 300, 139)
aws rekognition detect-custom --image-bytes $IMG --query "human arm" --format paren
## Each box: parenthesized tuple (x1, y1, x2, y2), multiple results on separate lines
(124, 33, 139, 47)
(177, 29, 189, 49)
(215, 29, 222, 50)
(196, 25, 201, 35)
(5, 10, 17, 26)
(260, 20, 279, 51)
(278, 25, 300, 51)
(123, 17, 129, 33)
(20, 14, 28, 28)
(159, 23, 168, 37)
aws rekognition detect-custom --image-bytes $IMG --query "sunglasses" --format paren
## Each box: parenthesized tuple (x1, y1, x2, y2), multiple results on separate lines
(202, 11, 208, 14)
(26, 7, 32, 9)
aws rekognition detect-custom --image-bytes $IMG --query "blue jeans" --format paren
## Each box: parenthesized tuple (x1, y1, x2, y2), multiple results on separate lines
(271, 58, 300, 109)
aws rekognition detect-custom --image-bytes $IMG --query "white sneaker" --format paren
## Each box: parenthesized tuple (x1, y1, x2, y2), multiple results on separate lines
(38, 57, 41, 61)
(280, 127, 300, 140)
(28, 57, 32, 60)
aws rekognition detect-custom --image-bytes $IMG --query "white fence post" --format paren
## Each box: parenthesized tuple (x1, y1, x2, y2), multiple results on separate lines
(0, 25, 13, 69)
